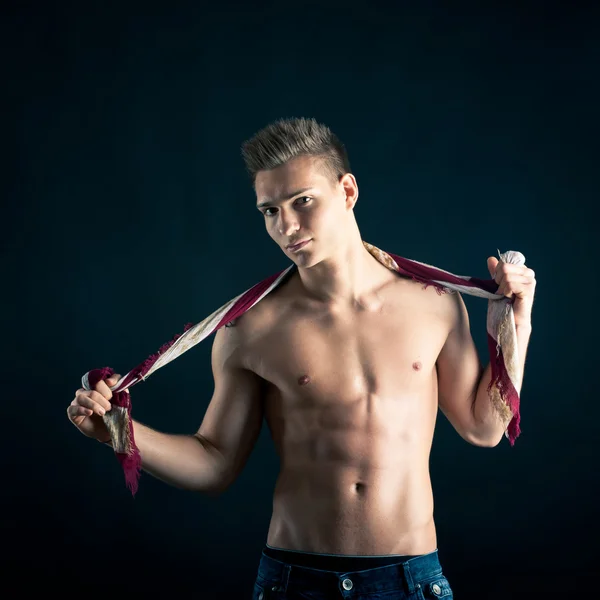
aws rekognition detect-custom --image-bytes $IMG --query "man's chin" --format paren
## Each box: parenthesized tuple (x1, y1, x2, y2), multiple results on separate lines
(291, 254, 322, 270)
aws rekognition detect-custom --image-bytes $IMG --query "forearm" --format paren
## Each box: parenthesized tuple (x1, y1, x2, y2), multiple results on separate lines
(104, 420, 229, 494)
(471, 324, 532, 445)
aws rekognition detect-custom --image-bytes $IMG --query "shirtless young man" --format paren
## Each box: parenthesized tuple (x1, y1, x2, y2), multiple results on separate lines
(68, 118, 535, 599)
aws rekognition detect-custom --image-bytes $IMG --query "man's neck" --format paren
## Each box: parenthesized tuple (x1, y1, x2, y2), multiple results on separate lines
(295, 237, 390, 308)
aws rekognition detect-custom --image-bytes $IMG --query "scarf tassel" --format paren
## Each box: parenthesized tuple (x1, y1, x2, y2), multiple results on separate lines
(486, 333, 521, 446)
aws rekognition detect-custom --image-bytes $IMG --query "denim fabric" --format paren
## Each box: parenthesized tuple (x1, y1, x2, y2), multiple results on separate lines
(252, 548, 453, 599)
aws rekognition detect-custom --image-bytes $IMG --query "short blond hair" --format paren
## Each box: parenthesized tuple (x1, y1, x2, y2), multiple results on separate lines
(241, 117, 351, 188)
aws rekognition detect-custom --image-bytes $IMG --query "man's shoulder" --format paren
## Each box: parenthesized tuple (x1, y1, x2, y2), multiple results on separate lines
(219, 273, 294, 340)
(388, 266, 457, 302)
(387, 270, 461, 339)
(212, 279, 295, 375)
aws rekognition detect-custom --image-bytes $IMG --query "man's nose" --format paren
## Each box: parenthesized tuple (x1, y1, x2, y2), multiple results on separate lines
(277, 210, 300, 236)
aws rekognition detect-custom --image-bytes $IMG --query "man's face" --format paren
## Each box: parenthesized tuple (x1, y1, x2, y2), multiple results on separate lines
(255, 156, 351, 268)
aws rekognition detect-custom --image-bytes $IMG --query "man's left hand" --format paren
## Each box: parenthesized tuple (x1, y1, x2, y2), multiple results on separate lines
(487, 256, 536, 328)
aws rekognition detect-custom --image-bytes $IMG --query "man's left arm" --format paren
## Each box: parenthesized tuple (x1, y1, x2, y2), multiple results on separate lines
(436, 256, 536, 447)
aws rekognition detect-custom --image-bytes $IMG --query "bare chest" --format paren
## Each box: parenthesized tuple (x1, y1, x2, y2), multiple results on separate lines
(243, 284, 451, 409)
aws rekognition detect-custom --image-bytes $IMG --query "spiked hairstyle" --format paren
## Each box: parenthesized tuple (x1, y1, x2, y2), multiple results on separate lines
(241, 117, 351, 188)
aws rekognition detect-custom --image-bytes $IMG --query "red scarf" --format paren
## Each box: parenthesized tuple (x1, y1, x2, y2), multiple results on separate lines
(82, 242, 524, 496)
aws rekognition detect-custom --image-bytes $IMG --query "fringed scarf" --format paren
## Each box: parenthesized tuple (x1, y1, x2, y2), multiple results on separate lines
(82, 242, 525, 496)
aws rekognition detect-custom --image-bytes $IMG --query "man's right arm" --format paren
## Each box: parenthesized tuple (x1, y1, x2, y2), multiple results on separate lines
(101, 326, 266, 495)
(104, 421, 231, 495)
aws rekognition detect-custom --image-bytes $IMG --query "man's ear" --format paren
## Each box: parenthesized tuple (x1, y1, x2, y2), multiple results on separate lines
(341, 173, 358, 210)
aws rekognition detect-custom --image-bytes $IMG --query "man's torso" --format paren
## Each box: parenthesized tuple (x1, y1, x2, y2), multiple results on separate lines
(233, 264, 454, 555)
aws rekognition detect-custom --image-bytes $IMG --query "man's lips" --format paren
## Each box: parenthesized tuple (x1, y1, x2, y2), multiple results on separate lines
(286, 239, 311, 251)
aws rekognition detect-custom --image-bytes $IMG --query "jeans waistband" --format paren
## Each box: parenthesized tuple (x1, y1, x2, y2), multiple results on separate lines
(256, 547, 442, 596)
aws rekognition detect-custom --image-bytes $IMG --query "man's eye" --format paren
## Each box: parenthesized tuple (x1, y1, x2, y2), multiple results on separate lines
(263, 197, 312, 217)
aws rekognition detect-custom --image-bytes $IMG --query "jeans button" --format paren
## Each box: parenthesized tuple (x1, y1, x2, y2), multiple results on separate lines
(271, 586, 278, 592)
(432, 583, 442, 595)
(342, 578, 354, 590)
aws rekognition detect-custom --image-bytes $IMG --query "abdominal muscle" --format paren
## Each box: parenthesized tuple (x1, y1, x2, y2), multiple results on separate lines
(267, 462, 436, 556)
(264, 388, 439, 556)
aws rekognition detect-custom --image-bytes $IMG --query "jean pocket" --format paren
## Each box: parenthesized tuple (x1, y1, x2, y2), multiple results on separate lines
(417, 575, 453, 599)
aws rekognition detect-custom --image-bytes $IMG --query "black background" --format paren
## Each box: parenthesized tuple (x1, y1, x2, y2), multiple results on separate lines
(3, 1, 598, 598)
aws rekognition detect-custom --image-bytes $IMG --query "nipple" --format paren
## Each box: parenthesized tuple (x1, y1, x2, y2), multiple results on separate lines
(298, 375, 311, 386)
(412, 361, 422, 371)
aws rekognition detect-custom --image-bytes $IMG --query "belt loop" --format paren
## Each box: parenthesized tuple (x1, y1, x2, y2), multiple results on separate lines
(402, 561, 416, 595)
(280, 564, 291, 592)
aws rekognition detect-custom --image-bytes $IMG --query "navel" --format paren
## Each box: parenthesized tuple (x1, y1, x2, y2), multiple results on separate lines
(354, 482, 366, 493)
(412, 361, 422, 371)
(298, 375, 311, 386)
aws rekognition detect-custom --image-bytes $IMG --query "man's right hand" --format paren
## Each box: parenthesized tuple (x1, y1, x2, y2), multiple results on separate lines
(67, 373, 122, 443)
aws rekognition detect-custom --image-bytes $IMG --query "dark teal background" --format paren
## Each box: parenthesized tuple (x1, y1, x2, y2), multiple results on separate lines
(4, 1, 598, 598)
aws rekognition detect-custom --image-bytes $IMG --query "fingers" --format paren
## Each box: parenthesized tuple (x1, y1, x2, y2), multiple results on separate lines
(68, 373, 123, 425)
(109, 373, 122, 385)
(92, 372, 122, 398)
(91, 390, 112, 412)
(70, 389, 112, 418)
(68, 403, 94, 418)
(496, 274, 536, 297)
(495, 266, 536, 286)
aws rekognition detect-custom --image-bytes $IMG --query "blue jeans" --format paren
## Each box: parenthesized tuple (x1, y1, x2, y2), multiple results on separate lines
(252, 548, 453, 599)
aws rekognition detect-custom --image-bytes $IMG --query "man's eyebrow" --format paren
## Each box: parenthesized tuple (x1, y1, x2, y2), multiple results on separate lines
(256, 187, 315, 209)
